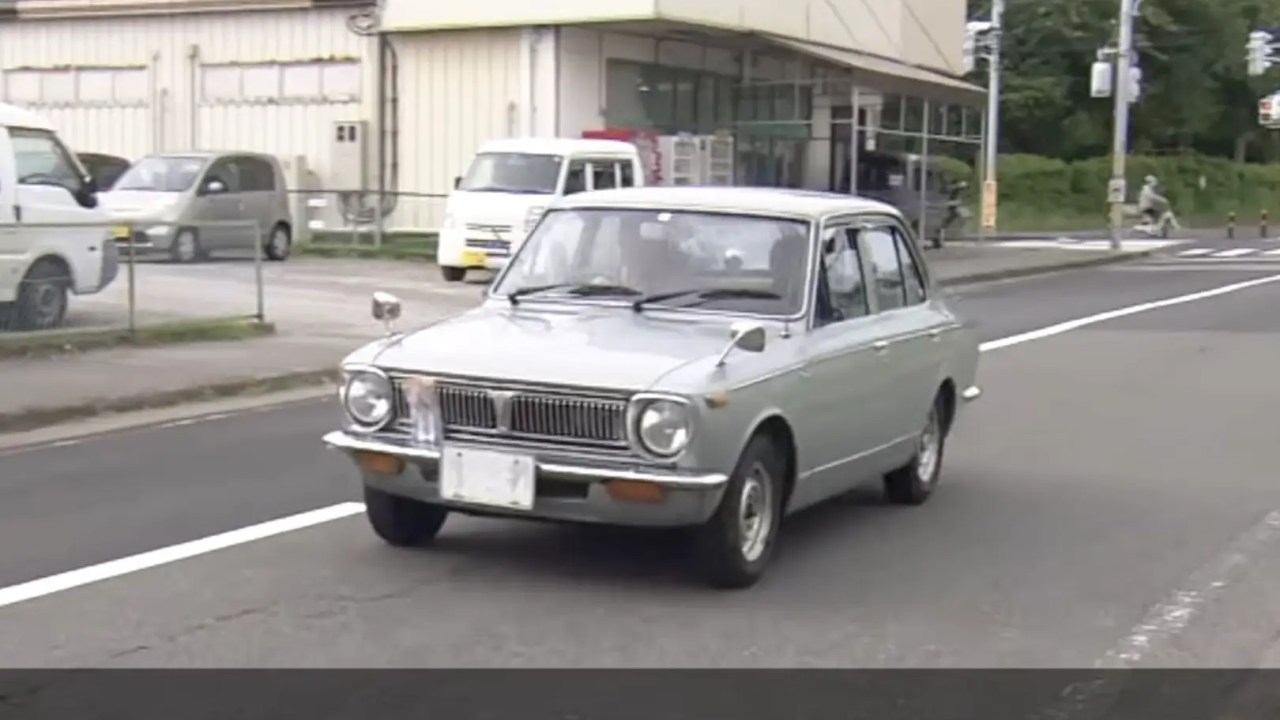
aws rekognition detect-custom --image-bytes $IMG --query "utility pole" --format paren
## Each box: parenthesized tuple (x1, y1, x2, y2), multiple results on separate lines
(1106, 0, 1136, 251)
(984, 0, 1003, 242)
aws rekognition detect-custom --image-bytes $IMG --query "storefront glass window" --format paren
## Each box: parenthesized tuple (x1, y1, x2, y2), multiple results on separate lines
(674, 71, 697, 129)
(605, 60, 650, 127)
(639, 64, 675, 130)
(697, 76, 716, 131)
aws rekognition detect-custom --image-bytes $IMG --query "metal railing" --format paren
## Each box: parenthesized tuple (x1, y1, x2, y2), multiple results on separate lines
(0, 219, 267, 336)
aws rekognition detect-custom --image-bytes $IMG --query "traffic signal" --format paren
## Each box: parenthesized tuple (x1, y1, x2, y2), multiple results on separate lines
(963, 21, 992, 74)
(1248, 30, 1272, 76)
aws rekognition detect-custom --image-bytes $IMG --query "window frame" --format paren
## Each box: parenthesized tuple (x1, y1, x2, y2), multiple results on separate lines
(811, 222, 871, 328)
(815, 212, 931, 320)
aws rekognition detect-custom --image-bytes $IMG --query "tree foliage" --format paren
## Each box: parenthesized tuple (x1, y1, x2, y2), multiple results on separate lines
(968, 0, 1280, 161)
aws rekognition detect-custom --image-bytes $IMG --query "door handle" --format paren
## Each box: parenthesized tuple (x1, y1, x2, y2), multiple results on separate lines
(873, 340, 890, 352)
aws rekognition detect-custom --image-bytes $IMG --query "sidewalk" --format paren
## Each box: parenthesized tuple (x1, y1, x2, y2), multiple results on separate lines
(0, 242, 1156, 433)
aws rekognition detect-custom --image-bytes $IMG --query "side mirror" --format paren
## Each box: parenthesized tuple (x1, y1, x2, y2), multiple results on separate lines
(715, 321, 766, 366)
(371, 291, 402, 335)
(203, 179, 226, 194)
(453, 176, 461, 189)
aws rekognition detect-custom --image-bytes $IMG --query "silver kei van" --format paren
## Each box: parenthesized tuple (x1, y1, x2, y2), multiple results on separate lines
(99, 151, 294, 263)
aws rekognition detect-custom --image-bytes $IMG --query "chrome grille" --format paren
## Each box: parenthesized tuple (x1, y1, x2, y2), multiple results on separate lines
(464, 222, 514, 233)
(390, 376, 628, 449)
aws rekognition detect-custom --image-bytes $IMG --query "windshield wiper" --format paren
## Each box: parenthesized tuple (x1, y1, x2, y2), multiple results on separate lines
(633, 288, 783, 311)
(508, 283, 642, 305)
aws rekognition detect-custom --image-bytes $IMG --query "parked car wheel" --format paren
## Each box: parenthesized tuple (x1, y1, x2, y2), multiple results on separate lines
(9, 259, 69, 331)
(694, 434, 786, 589)
(440, 266, 466, 283)
(266, 223, 292, 261)
(884, 391, 949, 506)
(170, 229, 202, 263)
(364, 486, 449, 547)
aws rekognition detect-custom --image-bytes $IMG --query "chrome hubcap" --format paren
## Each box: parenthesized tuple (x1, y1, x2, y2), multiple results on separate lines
(176, 234, 195, 261)
(917, 409, 941, 482)
(271, 230, 288, 254)
(738, 462, 773, 563)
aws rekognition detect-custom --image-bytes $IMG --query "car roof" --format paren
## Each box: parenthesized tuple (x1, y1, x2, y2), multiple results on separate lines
(0, 102, 55, 131)
(553, 186, 904, 219)
(477, 137, 639, 156)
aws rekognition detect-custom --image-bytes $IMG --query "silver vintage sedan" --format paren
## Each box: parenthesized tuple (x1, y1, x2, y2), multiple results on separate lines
(323, 187, 981, 589)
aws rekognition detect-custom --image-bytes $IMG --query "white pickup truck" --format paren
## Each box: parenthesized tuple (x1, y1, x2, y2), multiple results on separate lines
(0, 102, 118, 331)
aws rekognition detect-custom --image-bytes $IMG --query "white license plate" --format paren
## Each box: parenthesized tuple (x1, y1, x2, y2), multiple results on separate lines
(439, 447, 536, 511)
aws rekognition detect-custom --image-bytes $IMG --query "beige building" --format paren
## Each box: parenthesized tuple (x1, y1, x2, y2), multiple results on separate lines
(0, 0, 983, 231)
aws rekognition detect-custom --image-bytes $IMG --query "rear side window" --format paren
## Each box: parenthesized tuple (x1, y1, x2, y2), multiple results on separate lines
(589, 160, 617, 190)
(620, 161, 636, 187)
(238, 157, 277, 191)
(564, 159, 587, 195)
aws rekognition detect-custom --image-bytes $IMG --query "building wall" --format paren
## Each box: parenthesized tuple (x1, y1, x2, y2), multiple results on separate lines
(380, 0, 965, 75)
(0, 6, 377, 190)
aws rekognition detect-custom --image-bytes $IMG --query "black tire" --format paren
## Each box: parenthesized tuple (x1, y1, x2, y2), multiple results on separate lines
(693, 434, 786, 589)
(265, 223, 292, 261)
(884, 392, 948, 506)
(11, 260, 69, 331)
(363, 486, 449, 547)
(440, 266, 466, 282)
(170, 229, 202, 263)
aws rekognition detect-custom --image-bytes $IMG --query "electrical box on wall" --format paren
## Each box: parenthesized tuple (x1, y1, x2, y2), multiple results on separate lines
(331, 120, 368, 190)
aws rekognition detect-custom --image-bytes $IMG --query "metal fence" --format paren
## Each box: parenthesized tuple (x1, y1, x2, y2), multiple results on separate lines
(290, 189, 447, 246)
(0, 219, 267, 336)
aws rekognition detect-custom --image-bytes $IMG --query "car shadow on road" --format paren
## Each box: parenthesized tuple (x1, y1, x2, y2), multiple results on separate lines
(391, 483, 906, 591)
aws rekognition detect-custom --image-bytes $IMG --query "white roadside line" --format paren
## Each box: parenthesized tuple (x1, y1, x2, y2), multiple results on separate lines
(2, 272, 1280, 615)
(0, 503, 366, 609)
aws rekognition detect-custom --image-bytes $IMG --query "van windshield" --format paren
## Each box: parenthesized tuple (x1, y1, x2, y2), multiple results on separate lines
(114, 155, 208, 192)
(458, 152, 562, 194)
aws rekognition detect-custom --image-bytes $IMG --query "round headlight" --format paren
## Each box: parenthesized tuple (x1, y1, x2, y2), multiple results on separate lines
(636, 399, 692, 457)
(343, 370, 393, 428)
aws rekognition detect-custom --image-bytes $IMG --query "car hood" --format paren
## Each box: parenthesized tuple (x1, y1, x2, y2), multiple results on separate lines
(354, 304, 745, 391)
(99, 190, 181, 218)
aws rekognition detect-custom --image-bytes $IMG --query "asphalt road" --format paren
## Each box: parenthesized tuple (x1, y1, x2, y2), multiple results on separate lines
(1, 257, 1280, 669)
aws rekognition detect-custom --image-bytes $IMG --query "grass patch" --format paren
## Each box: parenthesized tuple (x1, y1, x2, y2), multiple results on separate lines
(0, 317, 275, 360)
(299, 230, 437, 262)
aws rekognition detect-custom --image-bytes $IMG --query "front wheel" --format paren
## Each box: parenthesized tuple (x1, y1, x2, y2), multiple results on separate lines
(693, 434, 786, 589)
(11, 261, 69, 331)
(884, 394, 947, 505)
(364, 486, 449, 547)
(440, 266, 466, 282)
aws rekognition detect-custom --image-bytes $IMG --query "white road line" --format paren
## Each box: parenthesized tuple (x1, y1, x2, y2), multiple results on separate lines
(1175, 248, 1214, 256)
(1213, 248, 1259, 257)
(0, 503, 366, 609)
(5, 272, 1280, 611)
(1265, 248, 1280, 255)
(979, 272, 1280, 352)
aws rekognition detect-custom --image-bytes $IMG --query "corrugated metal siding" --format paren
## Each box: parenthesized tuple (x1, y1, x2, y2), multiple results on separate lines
(392, 28, 522, 228)
(0, 7, 375, 182)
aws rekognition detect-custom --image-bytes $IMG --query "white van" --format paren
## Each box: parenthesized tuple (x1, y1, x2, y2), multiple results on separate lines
(436, 138, 645, 282)
(0, 103, 116, 330)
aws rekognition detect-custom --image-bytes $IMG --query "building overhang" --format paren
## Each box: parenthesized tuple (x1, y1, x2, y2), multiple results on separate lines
(9, 0, 370, 20)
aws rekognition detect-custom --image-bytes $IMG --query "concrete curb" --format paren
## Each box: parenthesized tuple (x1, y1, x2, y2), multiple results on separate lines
(938, 248, 1160, 288)
(0, 367, 339, 435)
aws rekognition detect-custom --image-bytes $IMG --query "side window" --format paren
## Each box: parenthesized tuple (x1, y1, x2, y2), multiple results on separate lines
(862, 227, 907, 311)
(619, 161, 636, 187)
(563, 160, 587, 195)
(203, 158, 241, 193)
(239, 157, 276, 191)
(10, 127, 81, 189)
(820, 227, 869, 321)
(589, 160, 617, 190)
(894, 227, 927, 305)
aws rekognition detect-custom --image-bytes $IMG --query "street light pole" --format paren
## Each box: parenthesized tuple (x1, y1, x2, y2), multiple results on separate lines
(1107, 0, 1135, 251)
(981, 0, 1003, 241)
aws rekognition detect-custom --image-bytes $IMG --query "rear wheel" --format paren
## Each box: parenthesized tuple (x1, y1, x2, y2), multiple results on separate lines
(440, 266, 466, 282)
(170, 229, 201, 263)
(10, 260, 69, 331)
(693, 434, 785, 589)
(364, 486, 449, 547)
(884, 392, 948, 505)
(265, 223, 292, 261)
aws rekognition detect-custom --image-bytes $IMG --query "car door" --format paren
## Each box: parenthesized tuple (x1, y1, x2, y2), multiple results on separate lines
(790, 220, 892, 508)
(854, 217, 947, 467)
(190, 156, 243, 250)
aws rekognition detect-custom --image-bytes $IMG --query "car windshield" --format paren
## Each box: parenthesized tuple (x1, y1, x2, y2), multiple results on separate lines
(113, 155, 207, 192)
(458, 152, 562, 194)
(492, 208, 813, 316)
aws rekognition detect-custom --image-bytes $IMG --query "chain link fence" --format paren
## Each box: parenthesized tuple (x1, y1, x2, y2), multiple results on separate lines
(0, 219, 267, 337)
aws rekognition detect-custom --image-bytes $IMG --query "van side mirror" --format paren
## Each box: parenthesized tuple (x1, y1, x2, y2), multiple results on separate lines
(74, 176, 99, 208)
(715, 321, 766, 366)
(202, 179, 227, 195)
(454, 176, 461, 189)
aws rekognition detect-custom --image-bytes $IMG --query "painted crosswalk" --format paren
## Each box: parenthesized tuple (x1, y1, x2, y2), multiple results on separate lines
(1172, 246, 1280, 259)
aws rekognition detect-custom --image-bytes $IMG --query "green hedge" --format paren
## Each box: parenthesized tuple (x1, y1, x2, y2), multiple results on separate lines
(969, 154, 1280, 228)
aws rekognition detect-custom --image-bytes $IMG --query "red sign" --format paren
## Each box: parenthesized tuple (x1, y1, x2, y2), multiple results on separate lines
(582, 128, 662, 184)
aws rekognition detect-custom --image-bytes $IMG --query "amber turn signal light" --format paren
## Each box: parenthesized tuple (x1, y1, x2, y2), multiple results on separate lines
(355, 451, 404, 476)
(605, 479, 666, 503)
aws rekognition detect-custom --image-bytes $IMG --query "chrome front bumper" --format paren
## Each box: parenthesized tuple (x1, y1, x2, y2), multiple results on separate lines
(322, 431, 729, 527)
